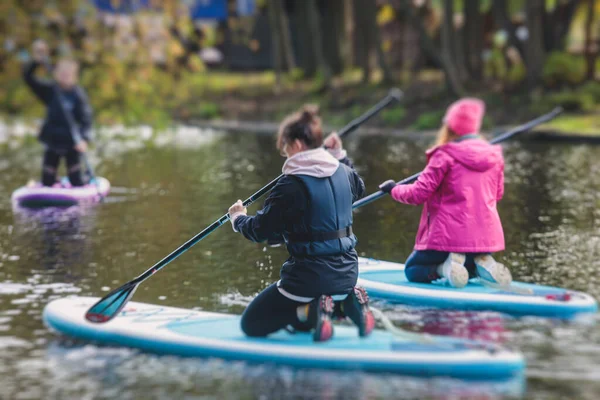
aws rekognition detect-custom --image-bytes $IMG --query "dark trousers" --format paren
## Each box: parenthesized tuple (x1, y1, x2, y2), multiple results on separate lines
(404, 250, 488, 283)
(42, 148, 85, 187)
(241, 283, 310, 337)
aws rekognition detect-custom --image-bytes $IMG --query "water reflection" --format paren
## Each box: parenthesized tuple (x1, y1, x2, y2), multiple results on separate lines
(0, 129, 599, 399)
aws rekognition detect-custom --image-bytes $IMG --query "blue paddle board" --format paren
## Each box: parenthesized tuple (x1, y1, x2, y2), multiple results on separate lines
(358, 257, 597, 318)
(43, 297, 524, 380)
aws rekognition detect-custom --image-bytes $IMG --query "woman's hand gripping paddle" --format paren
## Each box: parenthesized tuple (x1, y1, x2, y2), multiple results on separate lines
(85, 89, 404, 323)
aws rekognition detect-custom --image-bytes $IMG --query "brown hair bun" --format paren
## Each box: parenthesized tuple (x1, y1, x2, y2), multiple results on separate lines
(277, 104, 323, 153)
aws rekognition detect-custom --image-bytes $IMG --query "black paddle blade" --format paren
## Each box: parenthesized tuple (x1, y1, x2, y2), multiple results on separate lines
(85, 282, 139, 323)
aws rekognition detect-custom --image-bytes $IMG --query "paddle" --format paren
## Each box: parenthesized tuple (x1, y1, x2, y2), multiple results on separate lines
(352, 107, 564, 210)
(85, 88, 404, 323)
(82, 153, 104, 201)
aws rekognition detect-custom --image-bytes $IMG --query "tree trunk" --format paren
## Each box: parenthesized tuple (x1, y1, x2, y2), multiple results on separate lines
(543, 0, 581, 52)
(441, 0, 465, 96)
(584, 0, 596, 80)
(296, 1, 317, 77)
(276, 0, 296, 71)
(268, 0, 283, 90)
(321, 0, 344, 75)
(491, 0, 526, 61)
(306, 0, 332, 88)
(463, 0, 483, 80)
(342, 0, 354, 68)
(364, 0, 394, 83)
(353, 0, 372, 83)
(394, 0, 463, 96)
(525, 0, 546, 89)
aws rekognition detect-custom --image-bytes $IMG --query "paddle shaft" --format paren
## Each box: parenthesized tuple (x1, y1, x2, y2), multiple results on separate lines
(129, 90, 403, 286)
(352, 107, 564, 210)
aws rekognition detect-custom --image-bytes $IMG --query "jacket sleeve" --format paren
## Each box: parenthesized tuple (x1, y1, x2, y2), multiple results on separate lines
(75, 88, 94, 142)
(22, 61, 54, 105)
(390, 151, 451, 205)
(349, 168, 365, 202)
(233, 178, 296, 243)
(496, 161, 505, 201)
(334, 153, 365, 202)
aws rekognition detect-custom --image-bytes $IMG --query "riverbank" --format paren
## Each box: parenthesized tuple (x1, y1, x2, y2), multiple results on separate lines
(4, 68, 599, 139)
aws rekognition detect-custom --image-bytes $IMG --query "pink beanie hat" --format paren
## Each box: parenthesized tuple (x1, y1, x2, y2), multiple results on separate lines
(443, 98, 486, 136)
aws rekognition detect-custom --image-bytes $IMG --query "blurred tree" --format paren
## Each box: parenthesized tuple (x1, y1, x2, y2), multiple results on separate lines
(463, 0, 483, 80)
(353, 0, 393, 84)
(276, 0, 296, 71)
(321, 0, 344, 75)
(441, 0, 466, 95)
(267, 0, 283, 90)
(341, 0, 354, 68)
(543, 0, 581, 52)
(525, 0, 546, 88)
(584, 0, 596, 80)
(305, 0, 332, 89)
(491, 0, 525, 60)
(393, 0, 463, 95)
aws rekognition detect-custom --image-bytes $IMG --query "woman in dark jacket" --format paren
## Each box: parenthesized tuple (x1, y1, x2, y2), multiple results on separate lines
(23, 40, 93, 187)
(228, 105, 374, 342)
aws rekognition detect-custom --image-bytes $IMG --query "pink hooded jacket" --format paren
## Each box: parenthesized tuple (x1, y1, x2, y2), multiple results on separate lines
(390, 138, 505, 253)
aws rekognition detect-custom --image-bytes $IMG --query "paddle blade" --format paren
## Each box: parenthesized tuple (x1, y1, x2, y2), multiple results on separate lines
(85, 282, 139, 323)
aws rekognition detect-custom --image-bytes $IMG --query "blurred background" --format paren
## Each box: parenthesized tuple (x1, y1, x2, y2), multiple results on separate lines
(0, 0, 598, 135)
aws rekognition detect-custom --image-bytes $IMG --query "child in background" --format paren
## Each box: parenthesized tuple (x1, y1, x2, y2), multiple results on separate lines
(23, 40, 93, 187)
(379, 99, 512, 289)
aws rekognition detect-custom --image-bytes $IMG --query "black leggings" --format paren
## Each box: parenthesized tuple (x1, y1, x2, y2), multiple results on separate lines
(241, 283, 309, 337)
(42, 148, 85, 187)
(404, 250, 487, 283)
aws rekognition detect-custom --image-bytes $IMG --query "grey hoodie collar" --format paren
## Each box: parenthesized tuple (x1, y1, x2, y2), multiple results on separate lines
(282, 148, 340, 178)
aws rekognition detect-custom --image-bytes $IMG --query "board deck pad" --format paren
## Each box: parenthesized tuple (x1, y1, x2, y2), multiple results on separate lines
(358, 257, 597, 318)
(12, 177, 110, 208)
(43, 297, 524, 380)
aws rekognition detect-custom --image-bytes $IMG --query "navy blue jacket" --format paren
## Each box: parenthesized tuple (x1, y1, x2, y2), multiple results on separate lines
(234, 157, 365, 298)
(23, 61, 93, 151)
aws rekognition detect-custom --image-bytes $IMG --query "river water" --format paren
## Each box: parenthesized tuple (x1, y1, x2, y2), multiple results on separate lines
(0, 127, 599, 399)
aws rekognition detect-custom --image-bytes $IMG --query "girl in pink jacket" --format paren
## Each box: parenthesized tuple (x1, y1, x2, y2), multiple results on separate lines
(379, 98, 512, 289)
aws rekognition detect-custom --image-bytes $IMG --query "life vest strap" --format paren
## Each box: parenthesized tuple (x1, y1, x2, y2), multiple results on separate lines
(287, 226, 353, 243)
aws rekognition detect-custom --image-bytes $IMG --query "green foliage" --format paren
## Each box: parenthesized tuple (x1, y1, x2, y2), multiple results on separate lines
(507, 63, 526, 85)
(195, 102, 220, 119)
(482, 116, 494, 130)
(530, 87, 597, 114)
(545, 91, 595, 112)
(411, 110, 445, 130)
(542, 52, 586, 87)
(580, 81, 600, 103)
(484, 48, 507, 80)
(381, 107, 406, 126)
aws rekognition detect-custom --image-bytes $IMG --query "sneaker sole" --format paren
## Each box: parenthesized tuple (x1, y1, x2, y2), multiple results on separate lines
(475, 256, 512, 287)
(441, 253, 468, 288)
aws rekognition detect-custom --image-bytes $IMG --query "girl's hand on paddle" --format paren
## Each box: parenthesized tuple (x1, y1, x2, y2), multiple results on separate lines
(229, 200, 247, 218)
(228, 200, 247, 232)
(379, 180, 397, 194)
(75, 141, 88, 153)
(324, 132, 348, 160)
(324, 132, 342, 150)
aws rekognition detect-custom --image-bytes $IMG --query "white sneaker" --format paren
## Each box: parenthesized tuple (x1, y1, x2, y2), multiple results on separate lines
(475, 255, 512, 287)
(437, 253, 469, 288)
